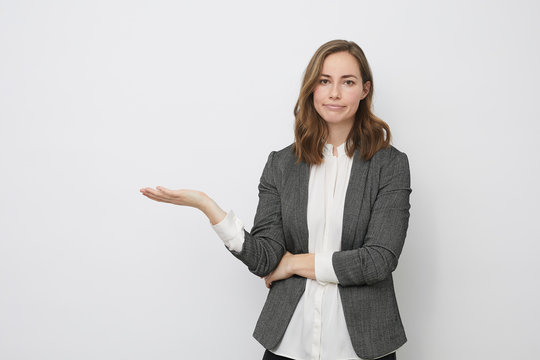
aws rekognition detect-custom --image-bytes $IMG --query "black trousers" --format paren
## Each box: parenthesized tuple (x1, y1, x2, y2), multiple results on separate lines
(263, 349, 397, 360)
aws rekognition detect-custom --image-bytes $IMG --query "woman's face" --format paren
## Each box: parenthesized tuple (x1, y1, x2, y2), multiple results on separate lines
(313, 51, 369, 130)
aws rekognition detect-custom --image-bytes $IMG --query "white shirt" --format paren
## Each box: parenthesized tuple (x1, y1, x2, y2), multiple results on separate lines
(211, 142, 400, 360)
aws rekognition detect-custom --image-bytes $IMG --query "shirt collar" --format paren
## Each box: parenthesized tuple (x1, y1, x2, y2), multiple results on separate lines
(323, 141, 347, 158)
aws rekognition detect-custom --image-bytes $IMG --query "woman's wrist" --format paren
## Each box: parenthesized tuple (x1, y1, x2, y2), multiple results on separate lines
(199, 195, 227, 225)
(289, 253, 316, 280)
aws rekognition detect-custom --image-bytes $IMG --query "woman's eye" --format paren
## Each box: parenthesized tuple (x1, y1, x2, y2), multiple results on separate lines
(345, 80, 355, 85)
(320, 79, 329, 84)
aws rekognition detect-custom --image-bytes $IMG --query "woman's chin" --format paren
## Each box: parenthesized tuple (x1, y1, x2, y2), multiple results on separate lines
(323, 117, 352, 126)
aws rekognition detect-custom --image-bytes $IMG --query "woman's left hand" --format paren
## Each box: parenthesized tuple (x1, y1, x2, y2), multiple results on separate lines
(263, 251, 295, 288)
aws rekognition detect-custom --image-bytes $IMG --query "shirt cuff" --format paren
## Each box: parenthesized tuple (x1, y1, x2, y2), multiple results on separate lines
(315, 251, 339, 284)
(210, 210, 245, 253)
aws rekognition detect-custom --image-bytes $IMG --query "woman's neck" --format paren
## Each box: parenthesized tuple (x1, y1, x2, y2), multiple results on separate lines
(326, 120, 353, 148)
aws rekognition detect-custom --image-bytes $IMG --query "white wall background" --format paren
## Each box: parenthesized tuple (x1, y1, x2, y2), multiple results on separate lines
(1, 0, 539, 359)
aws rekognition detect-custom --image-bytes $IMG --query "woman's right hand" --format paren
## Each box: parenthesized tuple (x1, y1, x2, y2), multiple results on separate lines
(140, 186, 227, 225)
(140, 186, 208, 210)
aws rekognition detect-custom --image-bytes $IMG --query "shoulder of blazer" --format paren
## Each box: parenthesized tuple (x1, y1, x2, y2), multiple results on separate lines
(273, 142, 296, 162)
(268, 142, 298, 171)
(260, 143, 302, 194)
(370, 144, 408, 168)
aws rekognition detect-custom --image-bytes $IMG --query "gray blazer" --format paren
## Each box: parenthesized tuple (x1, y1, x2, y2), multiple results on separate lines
(228, 142, 412, 359)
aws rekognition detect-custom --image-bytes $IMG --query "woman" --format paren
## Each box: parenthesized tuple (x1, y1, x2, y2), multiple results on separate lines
(140, 39, 412, 360)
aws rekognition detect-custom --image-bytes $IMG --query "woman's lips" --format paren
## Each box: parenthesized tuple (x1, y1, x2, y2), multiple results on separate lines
(325, 105, 345, 110)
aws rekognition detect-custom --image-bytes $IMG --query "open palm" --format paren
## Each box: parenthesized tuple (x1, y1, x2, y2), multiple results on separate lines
(140, 186, 207, 209)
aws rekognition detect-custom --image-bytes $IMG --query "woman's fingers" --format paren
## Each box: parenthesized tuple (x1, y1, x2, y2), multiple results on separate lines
(264, 274, 273, 288)
(140, 188, 170, 203)
(141, 187, 177, 203)
(141, 191, 167, 203)
(140, 187, 207, 208)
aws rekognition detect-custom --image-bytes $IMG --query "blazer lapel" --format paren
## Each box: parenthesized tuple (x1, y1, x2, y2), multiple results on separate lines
(289, 159, 310, 254)
(288, 148, 369, 253)
(341, 148, 370, 250)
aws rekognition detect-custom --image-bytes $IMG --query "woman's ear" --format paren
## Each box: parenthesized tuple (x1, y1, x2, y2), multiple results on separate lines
(361, 80, 371, 99)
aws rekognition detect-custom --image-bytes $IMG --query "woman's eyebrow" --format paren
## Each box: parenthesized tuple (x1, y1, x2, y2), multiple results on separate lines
(321, 74, 358, 79)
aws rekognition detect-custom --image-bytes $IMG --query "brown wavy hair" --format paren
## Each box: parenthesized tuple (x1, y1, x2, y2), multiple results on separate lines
(292, 39, 391, 164)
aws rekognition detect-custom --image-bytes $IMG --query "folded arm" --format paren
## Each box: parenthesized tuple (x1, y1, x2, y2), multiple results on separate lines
(264, 150, 411, 287)
(332, 150, 412, 286)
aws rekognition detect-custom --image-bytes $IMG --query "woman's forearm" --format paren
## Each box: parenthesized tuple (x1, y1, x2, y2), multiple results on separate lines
(199, 195, 227, 225)
(198, 194, 315, 281)
(265, 252, 316, 288)
(290, 253, 316, 280)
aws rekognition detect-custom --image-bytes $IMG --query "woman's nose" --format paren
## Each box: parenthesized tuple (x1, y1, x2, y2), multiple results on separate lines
(330, 84, 341, 99)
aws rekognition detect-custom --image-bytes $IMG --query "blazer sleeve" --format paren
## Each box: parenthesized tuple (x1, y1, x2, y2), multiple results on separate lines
(227, 150, 286, 277)
(332, 150, 412, 287)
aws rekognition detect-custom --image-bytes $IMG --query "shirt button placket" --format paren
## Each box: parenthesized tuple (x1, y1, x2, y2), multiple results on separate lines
(311, 284, 324, 360)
